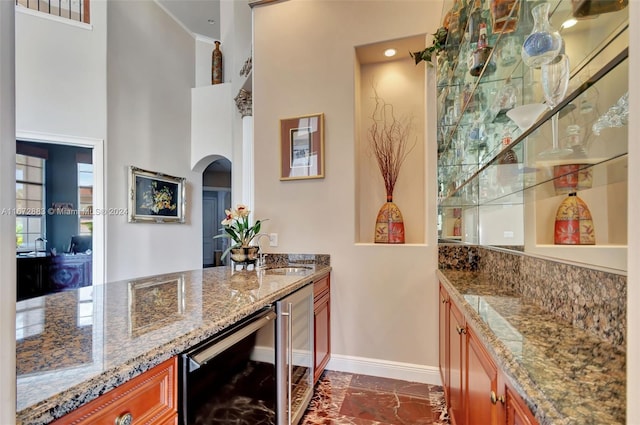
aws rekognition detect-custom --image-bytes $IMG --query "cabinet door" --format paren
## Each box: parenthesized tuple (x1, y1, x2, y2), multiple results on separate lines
(314, 290, 330, 382)
(439, 284, 450, 403)
(504, 384, 538, 425)
(467, 327, 498, 425)
(449, 299, 466, 425)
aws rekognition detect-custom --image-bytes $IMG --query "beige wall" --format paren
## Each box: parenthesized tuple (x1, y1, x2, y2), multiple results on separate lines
(253, 0, 442, 377)
(627, 1, 639, 421)
(357, 58, 426, 244)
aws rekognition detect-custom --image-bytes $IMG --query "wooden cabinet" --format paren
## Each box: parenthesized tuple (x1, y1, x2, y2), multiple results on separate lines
(51, 357, 178, 425)
(439, 284, 449, 401)
(449, 296, 466, 425)
(439, 283, 537, 425)
(499, 376, 538, 425)
(467, 326, 498, 425)
(313, 273, 331, 383)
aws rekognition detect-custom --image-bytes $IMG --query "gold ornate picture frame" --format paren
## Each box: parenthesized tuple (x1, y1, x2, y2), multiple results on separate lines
(128, 166, 186, 223)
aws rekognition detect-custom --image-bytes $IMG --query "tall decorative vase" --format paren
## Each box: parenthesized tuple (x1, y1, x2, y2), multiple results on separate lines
(375, 196, 405, 244)
(554, 192, 595, 245)
(521, 2, 563, 68)
(212, 41, 223, 85)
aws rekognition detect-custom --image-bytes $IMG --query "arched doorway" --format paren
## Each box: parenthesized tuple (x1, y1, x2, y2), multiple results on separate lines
(202, 158, 231, 268)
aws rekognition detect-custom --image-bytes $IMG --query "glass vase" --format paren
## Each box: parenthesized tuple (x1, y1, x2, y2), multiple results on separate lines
(521, 2, 563, 68)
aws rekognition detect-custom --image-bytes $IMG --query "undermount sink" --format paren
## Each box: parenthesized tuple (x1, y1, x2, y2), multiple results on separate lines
(264, 266, 313, 275)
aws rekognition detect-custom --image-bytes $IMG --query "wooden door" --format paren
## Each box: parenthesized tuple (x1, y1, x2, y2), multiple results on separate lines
(503, 381, 538, 425)
(449, 299, 466, 425)
(439, 284, 450, 403)
(313, 274, 331, 382)
(467, 327, 498, 425)
(202, 193, 218, 267)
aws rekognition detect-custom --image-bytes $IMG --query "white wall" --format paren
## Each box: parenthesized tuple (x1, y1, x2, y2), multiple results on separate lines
(15, 3, 107, 139)
(0, 1, 16, 420)
(253, 0, 442, 379)
(106, 0, 201, 281)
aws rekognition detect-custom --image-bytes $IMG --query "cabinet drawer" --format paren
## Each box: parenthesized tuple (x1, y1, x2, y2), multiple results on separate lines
(52, 357, 177, 425)
(314, 274, 330, 298)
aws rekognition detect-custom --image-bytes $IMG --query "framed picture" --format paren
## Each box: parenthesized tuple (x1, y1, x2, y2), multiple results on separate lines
(280, 113, 324, 180)
(128, 166, 186, 223)
(128, 275, 186, 338)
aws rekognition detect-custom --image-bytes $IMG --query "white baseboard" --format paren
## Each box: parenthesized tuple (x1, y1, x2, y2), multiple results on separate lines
(326, 354, 442, 386)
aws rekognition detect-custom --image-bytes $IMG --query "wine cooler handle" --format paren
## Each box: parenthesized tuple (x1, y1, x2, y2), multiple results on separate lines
(287, 301, 293, 425)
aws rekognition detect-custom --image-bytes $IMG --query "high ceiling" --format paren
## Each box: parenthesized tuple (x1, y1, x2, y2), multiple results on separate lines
(156, 0, 221, 40)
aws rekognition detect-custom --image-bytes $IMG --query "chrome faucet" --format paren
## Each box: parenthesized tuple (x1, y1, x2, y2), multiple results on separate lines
(254, 233, 271, 269)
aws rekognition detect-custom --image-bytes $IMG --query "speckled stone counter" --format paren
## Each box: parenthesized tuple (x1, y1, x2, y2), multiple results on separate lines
(437, 269, 625, 425)
(16, 255, 330, 425)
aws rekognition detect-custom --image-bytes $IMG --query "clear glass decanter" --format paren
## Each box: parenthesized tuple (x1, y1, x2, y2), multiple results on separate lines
(521, 2, 562, 68)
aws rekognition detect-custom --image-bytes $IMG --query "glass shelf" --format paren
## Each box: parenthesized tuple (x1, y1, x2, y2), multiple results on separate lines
(437, 0, 629, 199)
(436, 0, 629, 271)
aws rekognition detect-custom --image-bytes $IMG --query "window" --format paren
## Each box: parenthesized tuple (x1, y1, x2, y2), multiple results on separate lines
(15, 0, 90, 24)
(78, 162, 93, 235)
(16, 154, 45, 251)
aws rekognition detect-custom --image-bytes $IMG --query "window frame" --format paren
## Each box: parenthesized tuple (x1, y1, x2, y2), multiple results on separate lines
(15, 154, 46, 252)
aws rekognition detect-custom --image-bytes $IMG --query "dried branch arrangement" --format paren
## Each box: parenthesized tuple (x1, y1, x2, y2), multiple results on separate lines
(368, 89, 416, 200)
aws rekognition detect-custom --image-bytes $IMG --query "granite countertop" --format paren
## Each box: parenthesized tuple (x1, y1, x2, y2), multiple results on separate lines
(438, 269, 625, 425)
(16, 260, 331, 425)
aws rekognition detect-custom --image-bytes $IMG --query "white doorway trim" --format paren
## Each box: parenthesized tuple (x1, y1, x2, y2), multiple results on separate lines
(15, 130, 106, 285)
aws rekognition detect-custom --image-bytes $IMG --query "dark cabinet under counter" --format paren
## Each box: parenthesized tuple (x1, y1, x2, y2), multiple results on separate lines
(17, 253, 92, 301)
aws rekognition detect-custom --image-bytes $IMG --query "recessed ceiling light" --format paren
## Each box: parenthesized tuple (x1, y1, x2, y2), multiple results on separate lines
(384, 48, 397, 58)
(562, 18, 577, 29)
(207, 18, 216, 24)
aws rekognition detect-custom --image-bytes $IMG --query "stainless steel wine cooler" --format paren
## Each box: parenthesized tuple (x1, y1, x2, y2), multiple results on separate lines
(180, 283, 314, 425)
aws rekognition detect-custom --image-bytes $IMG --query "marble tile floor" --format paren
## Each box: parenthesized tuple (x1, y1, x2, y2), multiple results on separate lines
(301, 371, 449, 425)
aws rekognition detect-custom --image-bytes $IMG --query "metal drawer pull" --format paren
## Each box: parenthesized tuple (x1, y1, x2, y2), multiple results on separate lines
(490, 391, 505, 405)
(441, 297, 449, 304)
(115, 412, 133, 425)
(456, 326, 466, 335)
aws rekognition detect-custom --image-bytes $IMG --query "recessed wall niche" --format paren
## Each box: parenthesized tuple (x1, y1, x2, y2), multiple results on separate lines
(355, 35, 427, 244)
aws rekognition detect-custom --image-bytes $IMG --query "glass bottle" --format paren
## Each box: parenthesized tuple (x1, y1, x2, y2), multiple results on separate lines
(564, 124, 587, 157)
(469, 22, 496, 77)
(497, 127, 518, 187)
(491, 76, 518, 121)
(498, 35, 519, 66)
(521, 2, 562, 68)
(468, 112, 486, 148)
